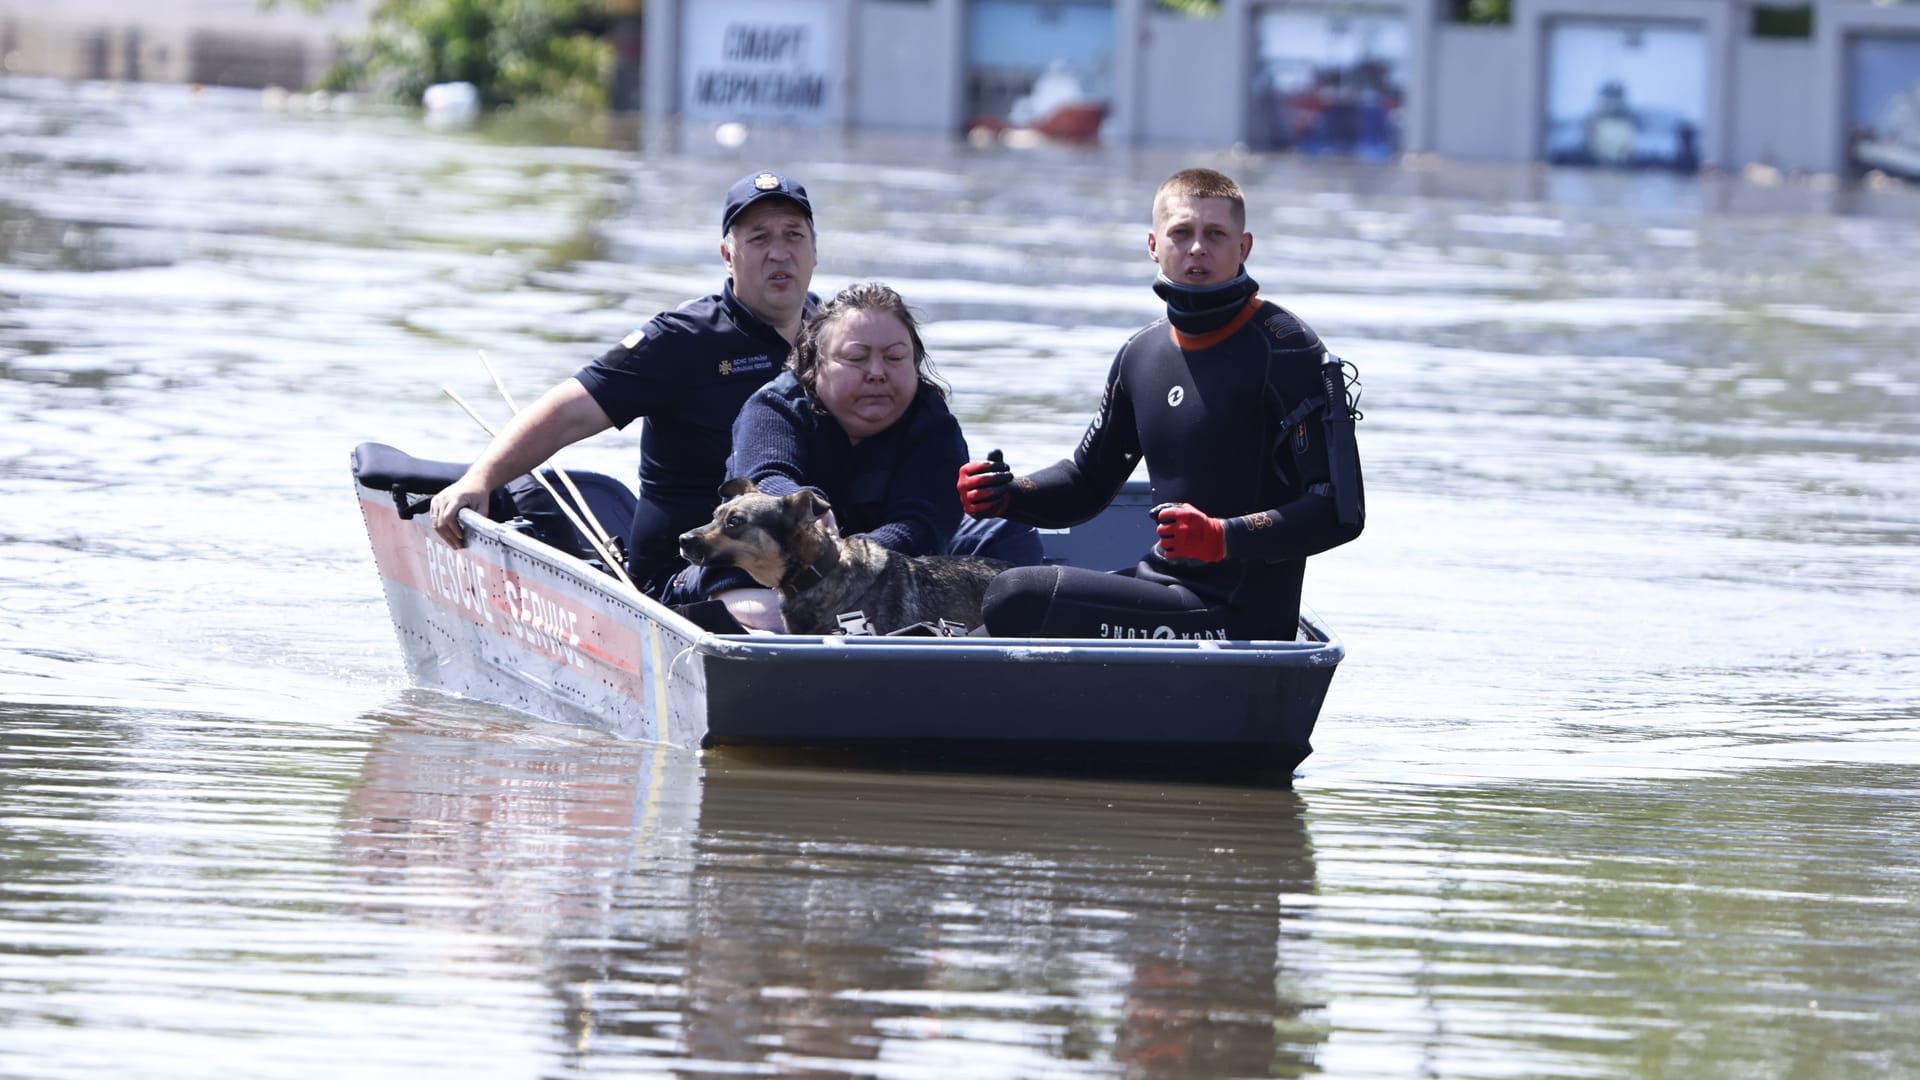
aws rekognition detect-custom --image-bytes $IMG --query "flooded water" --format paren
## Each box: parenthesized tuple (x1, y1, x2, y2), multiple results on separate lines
(3, 78, 1919, 1077)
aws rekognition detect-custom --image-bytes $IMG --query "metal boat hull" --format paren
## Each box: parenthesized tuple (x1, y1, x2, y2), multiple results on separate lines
(353, 446, 1344, 779)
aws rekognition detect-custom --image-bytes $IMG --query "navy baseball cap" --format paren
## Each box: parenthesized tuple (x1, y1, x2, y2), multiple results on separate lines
(721, 170, 812, 236)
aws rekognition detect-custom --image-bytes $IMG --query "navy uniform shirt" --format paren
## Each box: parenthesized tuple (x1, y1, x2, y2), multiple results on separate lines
(574, 279, 815, 593)
(685, 370, 970, 598)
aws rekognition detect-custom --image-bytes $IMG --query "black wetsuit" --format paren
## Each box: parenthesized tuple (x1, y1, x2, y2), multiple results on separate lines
(984, 272, 1363, 641)
(573, 280, 815, 597)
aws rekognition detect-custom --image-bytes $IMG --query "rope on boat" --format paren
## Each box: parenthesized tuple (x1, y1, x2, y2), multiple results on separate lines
(668, 644, 697, 684)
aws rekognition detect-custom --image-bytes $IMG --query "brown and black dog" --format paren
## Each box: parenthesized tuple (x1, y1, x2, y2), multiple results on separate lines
(677, 478, 1005, 636)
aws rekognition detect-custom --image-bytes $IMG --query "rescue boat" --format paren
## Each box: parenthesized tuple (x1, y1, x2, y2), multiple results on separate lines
(351, 442, 1344, 783)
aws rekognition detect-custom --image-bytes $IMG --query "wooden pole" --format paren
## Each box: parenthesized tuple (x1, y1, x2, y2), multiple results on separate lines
(442, 386, 637, 593)
(477, 350, 625, 564)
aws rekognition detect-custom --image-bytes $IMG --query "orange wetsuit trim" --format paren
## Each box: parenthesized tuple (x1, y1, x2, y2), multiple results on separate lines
(1168, 293, 1262, 351)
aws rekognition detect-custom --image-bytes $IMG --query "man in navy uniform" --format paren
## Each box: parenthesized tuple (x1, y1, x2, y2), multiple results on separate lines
(431, 170, 818, 629)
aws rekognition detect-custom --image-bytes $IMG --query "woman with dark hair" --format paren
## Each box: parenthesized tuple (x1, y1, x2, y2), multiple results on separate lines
(686, 282, 1039, 631)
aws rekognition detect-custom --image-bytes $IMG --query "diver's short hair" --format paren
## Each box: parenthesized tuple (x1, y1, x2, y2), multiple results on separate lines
(1152, 168, 1246, 230)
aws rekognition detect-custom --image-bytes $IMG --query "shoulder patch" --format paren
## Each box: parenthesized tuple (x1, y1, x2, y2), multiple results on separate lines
(620, 327, 647, 349)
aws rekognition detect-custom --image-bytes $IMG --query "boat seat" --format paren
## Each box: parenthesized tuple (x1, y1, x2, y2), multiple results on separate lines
(502, 468, 637, 567)
(351, 441, 637, 567)
(1036, 479, 1157, 571)
(352, 442, 515, 519)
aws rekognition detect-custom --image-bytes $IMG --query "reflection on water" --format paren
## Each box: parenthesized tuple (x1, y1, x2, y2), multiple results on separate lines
(335, 711, 1325, 1076)
(3, 76, 1920, 1077)
(7, 700, 1918, 1077)
(672, 762, 1319, 1076)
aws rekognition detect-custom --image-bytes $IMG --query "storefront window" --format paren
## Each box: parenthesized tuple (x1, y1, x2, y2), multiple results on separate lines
(1249, 6, 1406, 160)
(965, 0, 1114, 142)
(1542, 19, 1705, 173)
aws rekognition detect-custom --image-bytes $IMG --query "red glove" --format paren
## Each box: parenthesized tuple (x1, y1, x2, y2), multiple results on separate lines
(957, 449, 1013, 519)
(1152, 502, 1227, 563)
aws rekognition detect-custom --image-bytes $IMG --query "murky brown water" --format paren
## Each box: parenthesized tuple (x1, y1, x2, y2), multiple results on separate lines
(3, 78, 1919, 1077)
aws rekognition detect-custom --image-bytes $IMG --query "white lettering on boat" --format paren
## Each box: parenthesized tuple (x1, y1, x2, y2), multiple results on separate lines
(503, 579, 583, 668)
(425, 540, 494, 625)
(423, 542, 585, 668)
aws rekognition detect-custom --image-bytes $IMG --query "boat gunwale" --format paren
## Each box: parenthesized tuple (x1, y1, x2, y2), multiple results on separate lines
(437, 499, 1345, 671)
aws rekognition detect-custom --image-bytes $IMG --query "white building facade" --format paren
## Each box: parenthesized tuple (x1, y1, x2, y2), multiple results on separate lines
(644, 0, 1920, 177)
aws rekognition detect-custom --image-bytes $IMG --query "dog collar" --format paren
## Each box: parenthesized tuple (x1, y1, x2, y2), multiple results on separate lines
(779, 555, 835, 597)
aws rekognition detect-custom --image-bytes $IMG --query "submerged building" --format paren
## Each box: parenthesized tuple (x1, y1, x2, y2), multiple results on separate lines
(643, 0, 1920, 178)
(4, 0, 1918, 181)
(0, 0, 365, 91)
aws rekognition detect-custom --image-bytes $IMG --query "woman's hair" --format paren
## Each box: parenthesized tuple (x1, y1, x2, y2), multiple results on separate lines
(789, 282, 948, 403)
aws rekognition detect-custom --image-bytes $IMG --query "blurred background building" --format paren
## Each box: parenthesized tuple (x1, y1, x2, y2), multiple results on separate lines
(0, 0, 366, 90)
(641, 0, 1920, 179)
(4, 0, 1919, 180)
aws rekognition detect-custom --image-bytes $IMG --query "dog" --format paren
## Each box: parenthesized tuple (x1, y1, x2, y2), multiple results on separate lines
(677, 478, 1005, 636)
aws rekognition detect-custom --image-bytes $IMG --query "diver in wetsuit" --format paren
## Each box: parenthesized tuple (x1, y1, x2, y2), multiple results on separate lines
(957, 167, 1364, 641)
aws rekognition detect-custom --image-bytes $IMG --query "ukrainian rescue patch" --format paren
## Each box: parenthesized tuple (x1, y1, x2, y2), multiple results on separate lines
(720, 353, 776, 376)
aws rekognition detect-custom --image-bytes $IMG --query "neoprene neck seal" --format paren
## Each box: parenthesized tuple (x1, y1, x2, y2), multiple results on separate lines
(1153, 271, 1259, 335)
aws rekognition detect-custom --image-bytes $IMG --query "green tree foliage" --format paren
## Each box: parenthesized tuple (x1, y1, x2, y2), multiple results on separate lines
(1450, 0, 1511, 24)
(270, 0, 615, 108)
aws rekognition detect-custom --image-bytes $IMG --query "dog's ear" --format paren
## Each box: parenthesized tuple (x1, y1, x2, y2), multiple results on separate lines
(718, 477, 758, 499)
(782, 488, 832, 524)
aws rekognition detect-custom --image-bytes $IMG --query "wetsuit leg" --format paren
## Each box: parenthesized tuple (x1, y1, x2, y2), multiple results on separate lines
(982, 565, 1232, 640)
